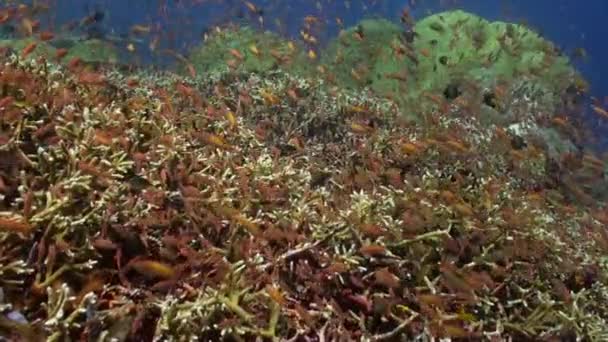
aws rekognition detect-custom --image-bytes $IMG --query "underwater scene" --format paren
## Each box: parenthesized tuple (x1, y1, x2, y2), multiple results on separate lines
(1, 0, 608, 340)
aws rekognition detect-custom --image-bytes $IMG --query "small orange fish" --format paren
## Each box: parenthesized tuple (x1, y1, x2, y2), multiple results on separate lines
(229, 48, 244, 60)
(78, 71, 106, 85)
(67, 57, 82, 70)
(126, 78, 139, 88)
(21, 41, 37, 57)
(303, 15, 320, 25)
(266, 285, 286, 305)
(38, 31, 54, 41)
(359, 244, 387, 257)
(419, 47, 431, 57)
(198, 132, 233, 150)
(374, 267, 400, 289)
(243, 1, 261, 15)
(349, 121, 374, 135)
(591, 105, 608, 119)
(335, 17, 344, 27)
(260, 89, 280, 106)
(55, 48, 68, 60)
(130, 24, 151, 35)
(551, 116, 570, 128)
(385, 69, 408, 82)
(452, 203, 474, 217)
(92, 238, 118, 251)
(0, 216, 32, 234)
(225, 110, 237, 130)
(400, 141, 424, 155)
(128, 259, 175, 280)
(212, 204, 260, 235)
(0, 10, 10, 24)
(300, 30, 318, 44)
(248, 44, 260, 56)
(443, 139, 470, 153)
(348, 68, 361, 82)
(93, 129, 114, 145)
(270, 49, 286, 63)
(307, 49, 317, 60)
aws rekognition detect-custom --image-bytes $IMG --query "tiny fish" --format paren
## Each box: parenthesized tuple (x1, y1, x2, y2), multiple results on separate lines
(129, 259, 175, 280)
(0, 216, 32, 234)
(38, 31, 54, 41)
(198, 132, 233, 150)
(307, 49, 317, 60)
(359, 244, 387, 257)
(55, 48, 68, 60)
(21, 41, 37, 57)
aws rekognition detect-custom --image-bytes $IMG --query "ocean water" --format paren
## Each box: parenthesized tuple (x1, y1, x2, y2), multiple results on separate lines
(39, 0, 608, 148)
(43, 0, 607, 96)
(36, 0, 606, 150)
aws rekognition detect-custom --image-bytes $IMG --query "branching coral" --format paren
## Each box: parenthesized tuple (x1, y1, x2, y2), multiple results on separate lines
(0, 25, 605, 341)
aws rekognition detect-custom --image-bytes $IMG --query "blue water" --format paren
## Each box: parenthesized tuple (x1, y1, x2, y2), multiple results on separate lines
(44, 0, 607, 99)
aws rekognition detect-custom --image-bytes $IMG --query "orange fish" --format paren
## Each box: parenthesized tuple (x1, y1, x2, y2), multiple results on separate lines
(229, 48, 244, 60)
(21, 41, 37, 57)
(249, 44, 260, 56)
(385, 69, 408, 82)
(128, 259, 175, 280)
(130, 24, 151, 35)
(243, 1, 260, 14)
(93, 129, 114, 145)
(197, 132, 233, 150)
(67, 57, 82, 70)
(126, 78, 139, 88)
(0, 10, 11, 24)
(55, 48, 68, 60)
(38, 31, 54, 41)
(359, 244, 387, 257)
(307, 49, 317, 60)
(266, 285, 286, 305)
(78, 71, 106, 85)
(349, 121, 375, 135)
(0, 215, 33, 234)
(225, 110, 237, 130)
(591, 105, 608, 119)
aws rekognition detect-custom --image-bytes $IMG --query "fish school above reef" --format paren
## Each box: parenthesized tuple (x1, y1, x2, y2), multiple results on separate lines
(0, 6, 608, 342)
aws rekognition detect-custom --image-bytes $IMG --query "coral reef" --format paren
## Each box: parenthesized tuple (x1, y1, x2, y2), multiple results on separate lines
(320, 10, 577, 124)
(0, 53, 606, 341)
(412, 10, 573, 95)
(0, 37, 56, 59)
(0, 9, 606, 342)
(63, 38, 119, 64)
(186, 25, 312, 77)
(0, 37, 119, 65)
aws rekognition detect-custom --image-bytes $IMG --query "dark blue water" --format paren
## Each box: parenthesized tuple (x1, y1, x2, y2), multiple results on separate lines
(44, 0, 606, 99)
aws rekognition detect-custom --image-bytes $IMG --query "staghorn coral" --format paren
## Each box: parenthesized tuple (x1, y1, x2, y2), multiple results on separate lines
(0, 30, 606, 342)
